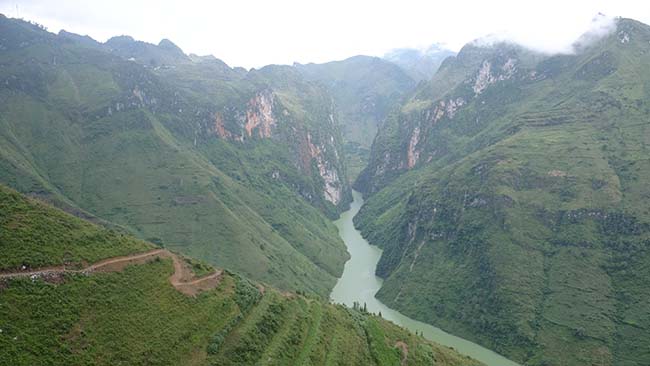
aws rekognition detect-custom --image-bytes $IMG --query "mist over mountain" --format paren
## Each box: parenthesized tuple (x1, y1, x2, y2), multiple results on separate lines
(355, 17, 650, 365)
(2, 8, 650, 366)
(384, 44, 457, 81)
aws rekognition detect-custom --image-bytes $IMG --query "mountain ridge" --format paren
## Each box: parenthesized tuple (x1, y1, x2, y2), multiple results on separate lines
(354, 17, 650, 366)
(383, 44, 457, 81)
(0, 14, 352, 297)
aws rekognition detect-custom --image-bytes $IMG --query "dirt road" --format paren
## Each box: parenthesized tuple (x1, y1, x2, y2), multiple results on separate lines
(0, 249, 222, 296)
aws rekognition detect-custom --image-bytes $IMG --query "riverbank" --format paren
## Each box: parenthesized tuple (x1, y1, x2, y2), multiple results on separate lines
(330, 190, 520, 366)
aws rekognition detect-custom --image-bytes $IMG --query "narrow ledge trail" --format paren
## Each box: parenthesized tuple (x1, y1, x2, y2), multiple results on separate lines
(0, 249, 223, 297)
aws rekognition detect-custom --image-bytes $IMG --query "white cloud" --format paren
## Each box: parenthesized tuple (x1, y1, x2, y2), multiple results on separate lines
(470, 13, 619, 54)
(571, 13, 619, 51)
(0, 0, 648, 68)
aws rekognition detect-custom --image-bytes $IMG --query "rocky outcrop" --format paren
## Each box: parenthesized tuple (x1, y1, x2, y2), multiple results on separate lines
(244, 90, 276, 138)
(430, 97, 466, 124)
(205, 88, 349, 211)
(205, 91, 277, 141)
(357, 49, 525, 194)
(472, 60, 495, 95)
(355, 18, 650, 366)
(407, 127, 421, 168)
(306, 133, 343, 205)
(213, 112, 233, 139)
(472, 58, 517, 95)
(404, 95, 466, 169)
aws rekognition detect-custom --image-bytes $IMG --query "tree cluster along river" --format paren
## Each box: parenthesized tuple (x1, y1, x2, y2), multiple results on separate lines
(330, 190, 520, 366)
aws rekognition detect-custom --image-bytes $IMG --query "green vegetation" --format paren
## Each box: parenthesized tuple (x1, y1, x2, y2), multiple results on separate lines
(6, 9, 650, 366)
(0, 259, 239, 365)
(0, 184, 150, 270)
(343, 141, 371, 182)
(356, 18, 650, 366)
(206, 290, 482, 366)
(0, 15, 351, 297)
(295, 56, 416, 181)
(0, 184, 480, 366)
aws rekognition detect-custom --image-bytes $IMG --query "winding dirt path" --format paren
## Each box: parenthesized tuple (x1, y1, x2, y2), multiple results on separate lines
(0, 249, 222, 297)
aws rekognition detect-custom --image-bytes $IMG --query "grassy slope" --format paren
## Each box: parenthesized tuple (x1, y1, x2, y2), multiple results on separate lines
(0, 184, 481, 366)
(356, 19, 650, 366)
(0, 16, 348, 297)
(0, 183, 151, 270)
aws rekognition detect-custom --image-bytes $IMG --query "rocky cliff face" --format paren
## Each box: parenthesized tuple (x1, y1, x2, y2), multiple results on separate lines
(244, 90, 276, 138)
(201, 85, 349, 212)
(306, 131, 343, 205)
(356, 43, 529, 194)
(0, 16, 351, 299)
(96, 53, 352, 215)
(355, 18, 650, 366)
(294, 56, 416, 181)
(210, 91, 277, 140)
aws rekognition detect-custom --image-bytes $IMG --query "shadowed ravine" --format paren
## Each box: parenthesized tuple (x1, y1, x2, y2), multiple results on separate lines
(330, 190, 520, 366)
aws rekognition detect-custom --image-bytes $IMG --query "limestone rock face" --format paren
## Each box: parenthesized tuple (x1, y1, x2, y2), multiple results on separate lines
(244, 91, 276, 138)
(355, 17, 650, 366)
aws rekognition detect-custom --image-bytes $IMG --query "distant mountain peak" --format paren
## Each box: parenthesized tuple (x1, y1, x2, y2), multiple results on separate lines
(158, 38, 182, 52)
(106, 35, 135, 44)
(383, 44, 456, 81)
(104, 34, 189, 66)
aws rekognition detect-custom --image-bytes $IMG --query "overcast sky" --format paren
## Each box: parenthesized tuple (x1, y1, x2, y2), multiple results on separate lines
(0, 0, 648, 68)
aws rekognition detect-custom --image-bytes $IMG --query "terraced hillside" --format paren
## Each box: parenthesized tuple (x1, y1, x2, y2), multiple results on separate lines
(0, 184, 481, 366)
(0, 15, 352, 297)
(355, 18, 650, 365)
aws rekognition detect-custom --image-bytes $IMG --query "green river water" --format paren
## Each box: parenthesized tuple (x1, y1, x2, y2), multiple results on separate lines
(330, 190, 520, 366)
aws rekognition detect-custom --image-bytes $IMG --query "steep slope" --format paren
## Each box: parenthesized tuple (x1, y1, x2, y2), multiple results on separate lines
(0, 15, 350, 297)
(384, 44, 457, 82)
(355, 18, 650, 366)
(0, 184, 481, 366)
(295, 56, 416, 180)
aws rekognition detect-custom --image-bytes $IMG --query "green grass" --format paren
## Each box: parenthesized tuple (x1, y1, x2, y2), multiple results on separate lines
(0, 184, 150, 270)
(0, 260, 239, 366)
(356, 18, 650, 366)
(0, 183, 481, 366)
(0, 268, 481, 366)
(0, 15, 352, 297)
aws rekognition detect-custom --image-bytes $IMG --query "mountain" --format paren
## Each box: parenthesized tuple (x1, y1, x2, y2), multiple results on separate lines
(104, 35, 191, 66)
(355, 18, 650, 365)
(0, 184, 481, 366)
(295, 56, 417, 180)
(0, 14, 352, 297)
(384, 44, 457, 82)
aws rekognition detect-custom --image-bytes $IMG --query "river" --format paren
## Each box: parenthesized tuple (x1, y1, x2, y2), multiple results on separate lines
(330, 190, 520, 366)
